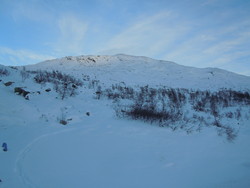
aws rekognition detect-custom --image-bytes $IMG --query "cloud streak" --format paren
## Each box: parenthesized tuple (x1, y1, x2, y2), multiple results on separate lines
(164, 20, 250, 69)
(54, 15, 88, 55)
(4, 0, 55, 23)
(0, 47, 55, 65)
(99, 11, 191, 57)
(2, 0, 89, 59)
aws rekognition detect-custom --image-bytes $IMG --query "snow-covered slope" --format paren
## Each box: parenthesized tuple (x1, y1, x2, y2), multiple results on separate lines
(1, 55, 250, 188)
(27, 54, 250, 91)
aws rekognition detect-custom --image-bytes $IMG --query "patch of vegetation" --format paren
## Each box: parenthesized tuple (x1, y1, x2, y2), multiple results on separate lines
(97, 84, 250, 141)
(34, 70, 83, 99)
(0, 68, 10, 76)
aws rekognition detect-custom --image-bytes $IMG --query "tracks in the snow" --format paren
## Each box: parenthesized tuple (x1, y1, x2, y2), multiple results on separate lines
(14, 127, 81, 188)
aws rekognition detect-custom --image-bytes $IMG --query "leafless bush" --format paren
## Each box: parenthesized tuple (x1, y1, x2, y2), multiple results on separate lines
(98, 84, 249, 141)
(0, 68, 10, 76)
(34, 70, 83, 99)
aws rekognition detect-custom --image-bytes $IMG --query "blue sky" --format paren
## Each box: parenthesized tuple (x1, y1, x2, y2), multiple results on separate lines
(0, 0, 250, 75)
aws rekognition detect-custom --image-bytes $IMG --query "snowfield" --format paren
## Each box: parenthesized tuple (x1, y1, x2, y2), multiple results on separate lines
(1, 55, 250, 188)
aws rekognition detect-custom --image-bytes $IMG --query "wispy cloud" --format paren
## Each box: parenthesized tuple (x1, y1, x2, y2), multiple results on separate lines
(5, 0, 54, 23)
(98, 5, 250, 75)
(162, 18, 250, 69)
(99, 11, 191, 57)
(54, 15, 88, 55)
(0, 47, 55, 65)
(3, 0, 88, 57)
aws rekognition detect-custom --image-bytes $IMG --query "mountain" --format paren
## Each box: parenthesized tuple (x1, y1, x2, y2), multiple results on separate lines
(0, 54, 250, 188)
(27, 54, 250, 91)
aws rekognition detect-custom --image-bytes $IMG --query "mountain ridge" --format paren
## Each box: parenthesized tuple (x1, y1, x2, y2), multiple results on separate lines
(24, 54, 250, 91)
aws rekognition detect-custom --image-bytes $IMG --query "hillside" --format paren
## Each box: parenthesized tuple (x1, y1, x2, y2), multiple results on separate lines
(27, 54, 250, 91)
(0, 55, 250, 188)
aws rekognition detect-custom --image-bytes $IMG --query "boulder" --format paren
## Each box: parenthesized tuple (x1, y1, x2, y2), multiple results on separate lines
(14, 87, 30, 99)
(4, 81, 14, 86)
(2, 142, 7, 152)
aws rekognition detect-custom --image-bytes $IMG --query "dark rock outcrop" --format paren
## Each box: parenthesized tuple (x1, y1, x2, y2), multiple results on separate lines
(14, 87, 30, 100)
(4, 81, 14, 86)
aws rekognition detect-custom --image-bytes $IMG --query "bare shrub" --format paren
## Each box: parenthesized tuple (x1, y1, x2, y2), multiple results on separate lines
(0, 68, 10, 76)
(98, 84, 249, 141)
(34, 70, 83, 99)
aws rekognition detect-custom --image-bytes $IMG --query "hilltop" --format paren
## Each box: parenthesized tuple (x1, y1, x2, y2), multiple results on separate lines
(26, 54, 250, 91)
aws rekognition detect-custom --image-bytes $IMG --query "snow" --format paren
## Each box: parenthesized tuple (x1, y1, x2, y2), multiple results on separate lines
(16, 124, 250, 188)
(0, 55, 250, 188)
(26, 54, 250, 91)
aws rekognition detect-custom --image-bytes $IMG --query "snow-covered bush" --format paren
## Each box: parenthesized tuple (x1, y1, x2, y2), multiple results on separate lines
(98, 84, 250, 141)
(97, 84, 135, 100)
(34, 70, 83, 99)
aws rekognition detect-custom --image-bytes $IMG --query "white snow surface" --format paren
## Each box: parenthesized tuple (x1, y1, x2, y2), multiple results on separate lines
(0, 55, 250, 188)
(27, 54, 250, 91)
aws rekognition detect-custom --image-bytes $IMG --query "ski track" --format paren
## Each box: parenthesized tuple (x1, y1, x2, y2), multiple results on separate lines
(14, 126, 81, 188)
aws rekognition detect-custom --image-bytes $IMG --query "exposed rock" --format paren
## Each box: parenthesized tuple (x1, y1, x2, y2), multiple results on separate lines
(60, 120, 67, 125)
(45, 88, 51, 92)
(4, 81, 14, 86)
(14, 87, 30, 100)
(2, 142, 7, 152)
